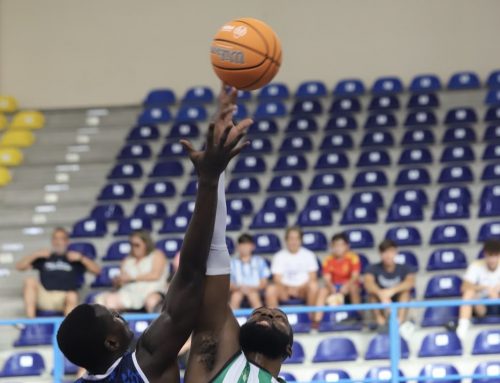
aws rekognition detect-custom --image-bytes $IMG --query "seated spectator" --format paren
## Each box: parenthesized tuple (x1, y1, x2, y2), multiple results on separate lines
(313, 232, 361, 323)
(265, 226, 319, 308)
(456, 239, 500, 339)
(364, 239, 415, 331)
(143, 251, 180, 313)
(229, 233, 271, 309)
(15, 227, 100, 317)
(95, 230, 167, 311)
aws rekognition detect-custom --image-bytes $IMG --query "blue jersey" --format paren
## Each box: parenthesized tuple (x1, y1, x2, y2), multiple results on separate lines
(76, 352, 148, 383)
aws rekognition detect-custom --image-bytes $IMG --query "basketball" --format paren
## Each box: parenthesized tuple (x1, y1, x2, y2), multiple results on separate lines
(210, 18, 282, 91)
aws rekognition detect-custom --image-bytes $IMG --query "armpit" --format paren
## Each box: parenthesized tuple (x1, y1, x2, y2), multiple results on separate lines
(196, 334, 218, 372)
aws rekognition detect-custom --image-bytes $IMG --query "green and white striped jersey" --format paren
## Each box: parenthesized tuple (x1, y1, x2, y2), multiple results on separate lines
(211, 352, 286, 383)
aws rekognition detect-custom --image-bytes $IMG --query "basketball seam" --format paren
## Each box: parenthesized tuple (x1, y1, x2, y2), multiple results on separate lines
(234, 19, 281, 66)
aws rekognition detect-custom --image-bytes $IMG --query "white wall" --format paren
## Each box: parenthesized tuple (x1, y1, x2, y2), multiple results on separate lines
(1, 0, 500, 109)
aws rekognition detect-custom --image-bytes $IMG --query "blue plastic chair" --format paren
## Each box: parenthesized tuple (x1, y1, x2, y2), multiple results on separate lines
(404, 110, 437, 127)
(13, 324, 54, 347)
(155, 238, 183, 258)
(175, 105, 207, 122)
(302, 231, 328, 252)
(91, 265, 121, 288)
(421, 306, 459, 327)
(477, 220, 500, 241)
(472, 361, 500, 383)
(291, 99, 323, 116)
(0, 352, 45, 377)
(438, 165, 473, 184)
(143, 88, 176, 107)
(352, 170, 388, 187)
(401, 128, 435, 146)
(315, 152, 349, 169)
(295, 80, 327, 98)
(250, 209, 288, 229)
(484, 124, 500, 142)
(283, 342, 305, 364)
(427, 248, 468, 271)
(71, 218, 107, 238)
(312, 369, 351, 383)
(437, 186, 471, 204)
(424, 275, 462, 298)
(349, 191, 384, 208)
(364, 112, 397, 129)
(398, 148, 433, 165)
(356, 149, 391, 167)
(365, 334, 409, 360)
(227, 176, 260, 194)
(149, 160, 184, 178)
(410, 74, 442, 92)
(447, 71, 480, 89)
(484, 106, 500, 122)
(168, 122, 200, 139)
(419, 363, 461, 383)
(395, 167, 431, 185)
(233, 155, 266, 174)
(137, 107, 171, 125)
(392, 188, 428, 206)
(445, 107, 478, 125)
(243, 137, 273, 154)
(341, 205, 378, 225)
(227, 197, 254, 215)
(247, 119, 278, 136)
(320, 133, 354, 150)
(253, 233, 282, 254)
(98, 183, 134, 201)
(482, 163, 500, 181)
(297, 207, 333, 227)
(181, 86, 214, 104)
(126, 124, 160, 141)
(254, 101, 287, 118)
(418, 332, 462, 357)
(309, 172, 345, 190)
(385, 226, 422, 246)
(258, 83, 290, 100)
(325, 115, 358, 130)
(333, 78, 365, 97)
(286, 117, 318, 134)
(430, 224, 469, 244)
(140, 181, 176, 199)
(442, 126, 476, 143)
(267, 175, 303, 192)
(306, 193, 341, 211)
(432, 201, 470, 220)
(345, 228, 375, 249)
(117, 143, 152, 160)
(372, 76, 404, 94)
(114, 216, 152, 236)
(361, 131, 395, 147)
(133, 202, 167, 219)
(472, 330, 500, 355)
(365, 366, 405, 383)
(386, 203, 423, 222)
(263, 195, 297, 214)
(274, 154, 309, 172)
(158, 142, 187, 159)
(103, 240, 131, 261)
(313, 337, 358, 362)
(329, 97, 361, 114)
(484, 89, 500, 105)
(67, 242, 97, 259)
(407, 93, 440, 109)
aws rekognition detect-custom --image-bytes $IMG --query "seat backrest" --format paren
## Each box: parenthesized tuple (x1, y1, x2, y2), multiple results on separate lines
(418, 331, 462, 357)
(424, 275, 462, 298)
(472, 330, 500, 355)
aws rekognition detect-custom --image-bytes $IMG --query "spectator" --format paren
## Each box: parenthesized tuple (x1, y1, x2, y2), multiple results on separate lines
(143, 251, 180, 313)
(313, 232, 361, 323)
(364, 239, 415, 332)
(15, 227, 101, 317)
(95, 230, 168, 311)
(456, 239, 500, 339)
(265, 226, 319, 308)
(229, 233, 271, 309)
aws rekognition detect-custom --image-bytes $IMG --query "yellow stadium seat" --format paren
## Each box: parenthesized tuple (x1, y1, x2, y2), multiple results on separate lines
(0, 148, 23, 166)
(9, 110, 45, 130)
(0, 96, 18, 114)
(0, 114, 6, 130)
(0, 167, 12, 186)
(0, 130, 35, 148)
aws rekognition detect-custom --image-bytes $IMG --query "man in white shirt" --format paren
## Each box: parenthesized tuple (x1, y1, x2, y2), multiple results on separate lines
(457, 239, 500, 339)
(265, 226, 319, 308)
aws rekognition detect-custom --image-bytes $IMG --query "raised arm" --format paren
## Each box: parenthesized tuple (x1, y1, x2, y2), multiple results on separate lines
(15, 249, 50, 271)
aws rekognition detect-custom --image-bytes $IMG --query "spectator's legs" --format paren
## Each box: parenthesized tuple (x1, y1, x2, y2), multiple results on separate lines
(348, 283, 361, 305)
(459, 288, 476, 321)
(306, 280, 319, 307)
(265, 284, 288, 308)
(368, 294, 386, 326)
(63, 291, 78, 316)
(229, 289, 244, 310)
(23, 277, 38, 318)
(144, 292, 163, 313)
(396, 290, 410, 323)
(95, 292, 126, 311)
(245, 290, 263, 309)
(313, 286, 331, 323)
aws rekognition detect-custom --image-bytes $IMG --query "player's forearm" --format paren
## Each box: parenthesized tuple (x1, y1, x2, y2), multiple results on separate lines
(80, 256, 101, 275)
(15, 254, 38, 271)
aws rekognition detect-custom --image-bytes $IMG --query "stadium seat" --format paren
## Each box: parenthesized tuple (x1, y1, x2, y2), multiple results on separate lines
(484, 106, 500, 122)
(227, 176, 260, 195)
(365, 366, 405, 383)
(333, 78, 365, 97)
(143, 88, 176, 107)
(315, 152, 349, 169)
(233, 103, 249, 120)
(404, 110, 438, 127)
(436, 186, 472, 204)
(0, 166, 12, 186)
(364, 112, 397, 129)
(472, 361, 500, 383)
(226, 211, 243, 231)
(159, 212, 192, 234)
(398, 147, 433, 165)
(444, 107, 478, 124)
(158, 142, 187, 158)
(128, 319, 152, 339)
(349, 191, 384, 208)
(248, 119, 278, 135)
(291, 99, 323, 115)
(91, 265, 121, 288)
(108, 163, 143, 180)
(115, 216, 152, 236)
(482, 163, 500, 181)
(430, 224, 469, 244)
(345, 228, 375, 249)
(472, 330, 500, 355)
(320, 133, 354, 150)
(324, 115, 358, 130)
(279, 136, 313, 153)
(477, 221, 500, 241)
(254, 101, 287, 118)
(485, 89, 500, 105)
(310, 172, 345, 190)
(175, 105, 207, 122)
(126, 124, 160, 141)
(67, 242, 97, 259)
(483, 143, 500, 161)
(440, 145, 475, 163)
(341, 205, 378, 224)
(275, 154, 309, 172)
(295, 80, 327, 98)
(418, 363, 460, 383)
(149, 160, 184, 178)
(155, 238, 183, 258)
(176, 200, 195, 216)
(71, 218, 107, 238)
(385, 226, 422, 246)
(0, 130, 35, 147)
(432, 201, 470, 220)
(427, 248, 468, 271)
(64, 358, 79, 375)
(13, 324, 54, 347)
(306, 193, 340, 211)
(401, 128, 435, 145)
(372, 76, 404, 94)
(481, 184, 500, 200)
(286, 312, 312, 333)
(267, 175, 303, 192)
(395, 250, 419, 271)
(365, 334, 410, 360)
(233, 155, 267, 173)
(258, 83, 290, 100)
(243, 137, 273, 154)
(9, 110, 45, 130)
(227, 197, 254, 215)
(312, 369, 351, 383)
(226, 236, 235, 255)
(395, 167, 431, 185)
(284, 342, 305, 364)
(418, 332, 462, 357)
(442, 125, 476, 143)
(0, 95, 18, 113)
(356, 149, 391, 167)
(361, 131, 394, 147)
(352, 170, 388, 187)
(392, 188, 428, 206)
(318, 310, 363, 332)
(250, 209, 288, 229)
(297, 207, 333, 227)
(97, 183, 134, 201)
(329, 97, 361, 114)
(263, 195, 297, 214)
(447, 71, 481, 89)
(279, 372, 298, 382)
(118, 143, 152, 160)
(424, 275, 462, 298)
(421, 306, 459, 327)
(302, 231, 328, 251)
(0, 351, 45, 377)
(133, 202, 167, 219)
(167, 122, 200, 139)
(386, 203, 423, 222)
(313, 337, 358, 362)
(140, 180, 176, 199)
(438, 165, 473, 183)
(137, 107, 171, 124)
(182, 180, 198, 197)
(410, 74, 442, 92)
(286, 117, 319, 134)
(103, 240, 131, 261)
(253, 233, 282, 254)
(407, 93, 440, 109)
(0, 147, 23, 166)
(181, 86, 214, 104)
(487, 70, 500, 88)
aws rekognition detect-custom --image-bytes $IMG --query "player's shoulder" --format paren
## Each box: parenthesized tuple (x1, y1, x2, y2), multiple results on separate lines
(299, 246, 315, 257)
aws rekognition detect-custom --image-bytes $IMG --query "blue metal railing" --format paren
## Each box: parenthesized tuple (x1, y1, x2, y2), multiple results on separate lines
(0, 298, 498, 383)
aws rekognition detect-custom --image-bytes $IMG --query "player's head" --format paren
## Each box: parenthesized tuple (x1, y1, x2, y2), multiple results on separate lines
(331, 232, 350, 258)
(237, 233, 255, 258)
(483, 239, 500, 270)
(129, 230, 155, 258)
(57, 304, 134, 371)
(378, 239, 398, 267)
(285, 226, 303, 254)
(240, 307, 293, 361)
(51, 227, 69, 255)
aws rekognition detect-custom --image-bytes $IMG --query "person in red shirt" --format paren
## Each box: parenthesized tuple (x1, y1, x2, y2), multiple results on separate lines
(313, 232, 361, 324)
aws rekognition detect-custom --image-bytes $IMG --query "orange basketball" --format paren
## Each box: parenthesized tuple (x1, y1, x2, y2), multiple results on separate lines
(210, 18, 282, 91)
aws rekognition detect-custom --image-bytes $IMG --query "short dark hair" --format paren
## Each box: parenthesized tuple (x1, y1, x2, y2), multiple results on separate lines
(238, 233, 254, 244)
(331, 232, 349, 244)
(378, 239, 397, 253)
(483, 239, 500, 256)
(57, 304, 108, 370)
(285, 226, 303, 240)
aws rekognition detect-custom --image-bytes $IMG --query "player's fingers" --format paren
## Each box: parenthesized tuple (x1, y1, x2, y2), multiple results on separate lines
(229, 141, 251, 159)
(179, 139, 195, 155)
(207, 123, 216, 148)
(229, 87, 238, 104)
(219, 105, 236, 122)
(227, 132, 246, 151)
(218, 125, 233, 149)
(234, 118, 253, 135)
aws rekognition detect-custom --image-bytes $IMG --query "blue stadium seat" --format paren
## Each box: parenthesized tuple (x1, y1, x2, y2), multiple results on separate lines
(133, 202, 167, 219)
(227, 176, 260, 194)
(258, 83, 290, 100)
(250, 209, 288, 229)
(395, 250, 419, 272)
(233, 103, 248, 120)
(0, 352, 45, 377)
(477, 221, 500, 241)
(297, 207, 333, 227)
(140, 180, 176, 199)
(482, 163, 500, 180)
(302, 231, 328, 251)
(128, 319, 152, 339)
(312, 369, 351, 383)
(392, 188, 428, 205)
(310, 172, 345, 190)
(356, 149, 391, 167)
(254, 101, 287, 118)
(71, 218, 107, 238)
(481, 184, 500, 200)
(291, 99, 323, 116)
(395, 168, 431, 185)
(386, 226, 422, 246)
(438, 165, 473, 183)
(442, 125, 476, 143)
(108, 163, 143, 180)
(91, 265, 121, 288)
(424, 275, 462, 298)
(372, 76, 404, 95)
(472, 330, 500, 355)
(341, 205, 378, 225)
(361, 131, 394, 147)
(349, 191, 384, 208)
(487, 70, 500, 88)
(247, 119, 278, 136)
(149, 160, 184, 178)
(440, 145, 475, 163)
(263, 195, 297, 214)
(329, 97, 362, 114)
(284, 342, 305, 364)
(432, 201, 470, 220)
(447, 71, 481, 89)
(444, 107, 478, 125)
(90, 204, 124, 221)
(365, 334, 410, 360)
(226, 236, 235, 255)
(437, 186, 472, 205)
(226, 211, 242, 231)
(404, 110, 438, 127)
(430, 224, 469, 244)
(115, 216, 152, 236)
(103, 240, 131, 261)
(320, 133, 354, 150)
(427, 248, 468, 271)
(421, 306, 459, 327)
(401, 128, 435, 145)
(267, 175, 303, 192)
(175, 105, 207, 122)
(243, 137, 273, 154)
(181, 180, 198, 197)
(352, 170, 388, 187)
(117, 143, 152, 160)
(286, 313, 312, 333)
(159, 213, 191, 234)
(325, 115, 358, 131)
(279, 372, 297, 382)
(485, 89, 500, 105)
(158, 142, 187, 159)
(127, 124, 160, 141)
(181, 86, 214, 104)
(155, 238, 183, 258)
(485, 106, 500, 122)
(275, 154, 309, 172)
(410, 74, 442, 92)
(66, 242, 96, 261)
(279, 136, 313, 153)
(345, 228, 375, 249)
(472, 361, 500, 383)
(333, 78, 365, 97)
(137, 107, 171, 125)
(227, 197, 254, 215)
(315, 152, 349, 169)
(418, 332, 462, 357)
(98, 182, 134, 201)
(295, 80, 327, 98)
(483, 143, 500, 161)
(64, 357, 79, 375)
(318, 310, 363, 332)
(365, 366, 405, 383)
(253, 233, 282, 254)
(398, 147, 433, 165)
(233, 155, 266, 174)
(419, 363, 460, 383)
(286, 117, 318, 134)
(14, 324, 54, 347)
(313, 337, 358, 362)
(143, 88, 176, 107)
(364, 112, 397, 129)
(386, 203, 423, 222)
(167, 122, 200, 139)
(306, 193, 341, 211)
(407, 93, 440, 109)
